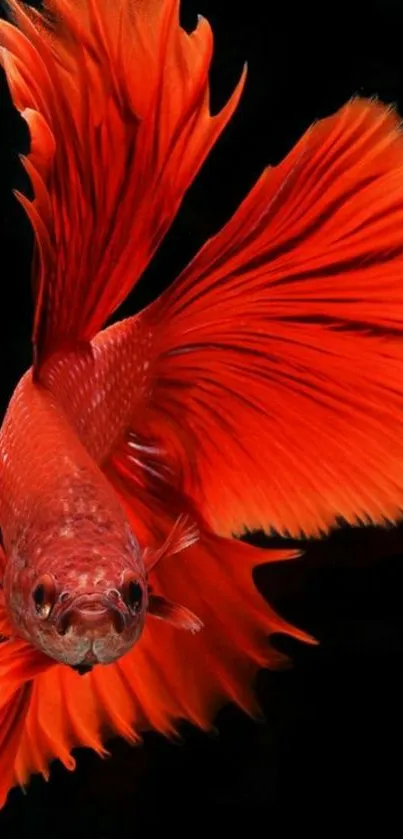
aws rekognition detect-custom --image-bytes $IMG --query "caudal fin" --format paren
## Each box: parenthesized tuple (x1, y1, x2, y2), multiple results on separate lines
(130, 98, 403, 539)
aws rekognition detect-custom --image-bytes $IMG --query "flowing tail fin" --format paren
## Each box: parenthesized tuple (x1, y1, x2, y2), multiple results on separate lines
(125, 97, 403, 540)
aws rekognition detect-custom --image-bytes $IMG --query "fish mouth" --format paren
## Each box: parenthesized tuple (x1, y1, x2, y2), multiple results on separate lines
(71, 661, 96, 675)
(55, 593, 129, 636)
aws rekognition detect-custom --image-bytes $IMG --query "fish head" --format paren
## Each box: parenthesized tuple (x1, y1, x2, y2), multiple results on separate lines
(4, 545, 148, 670)
(2, 510, 202, 671)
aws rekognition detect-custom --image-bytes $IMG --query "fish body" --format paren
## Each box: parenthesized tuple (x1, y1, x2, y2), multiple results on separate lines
(0, 316, 200, 667)
(0, 359, 147, 665)
(1, 0, 403, 809)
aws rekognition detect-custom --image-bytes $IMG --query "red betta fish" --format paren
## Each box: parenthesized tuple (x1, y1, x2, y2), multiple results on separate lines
(2, 0, 403, 809)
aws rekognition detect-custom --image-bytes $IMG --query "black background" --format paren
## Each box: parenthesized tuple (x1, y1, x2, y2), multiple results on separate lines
(1, 0, 403, 835)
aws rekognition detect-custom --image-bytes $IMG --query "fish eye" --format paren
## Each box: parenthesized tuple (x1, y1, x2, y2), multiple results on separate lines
(122, 576, 143, 613)
(32, 575, 56, 619)
(128, 581, 143, 611)
(33, 584, 45, 609)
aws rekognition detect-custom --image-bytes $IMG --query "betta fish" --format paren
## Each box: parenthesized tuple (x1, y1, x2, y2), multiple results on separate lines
(2, 0, 403, 809)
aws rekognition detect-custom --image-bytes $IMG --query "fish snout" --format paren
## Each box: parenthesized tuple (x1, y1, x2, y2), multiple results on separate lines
(56, 598, 125, 636)
(54, 571, 145, 638)
(29, 571, 146, 667)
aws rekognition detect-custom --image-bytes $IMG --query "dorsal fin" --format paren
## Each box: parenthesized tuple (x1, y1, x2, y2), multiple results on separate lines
(0, 0, 245, 370)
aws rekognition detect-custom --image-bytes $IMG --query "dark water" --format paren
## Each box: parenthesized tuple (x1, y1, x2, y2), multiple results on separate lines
(0, 0, 403, 833)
